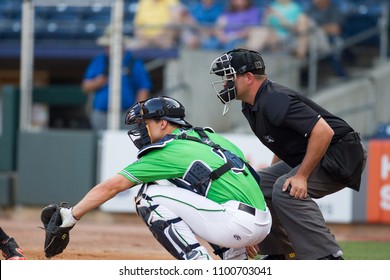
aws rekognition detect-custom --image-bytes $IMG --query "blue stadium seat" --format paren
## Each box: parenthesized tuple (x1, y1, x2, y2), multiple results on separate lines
(77, 22, 107, 40)
(336, 0, 385, 46)
(44, 5, 81, 21)
(83, 4, 111, 22)
(123, 1, 138, 23)
(373, 123, 390, 139)
(1, 2, 21, 20)
(0, 19, 20, 40)
(35, 6, 51, 20)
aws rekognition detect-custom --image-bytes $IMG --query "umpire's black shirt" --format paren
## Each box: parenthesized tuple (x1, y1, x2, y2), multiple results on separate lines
(242, 79, 354, 168)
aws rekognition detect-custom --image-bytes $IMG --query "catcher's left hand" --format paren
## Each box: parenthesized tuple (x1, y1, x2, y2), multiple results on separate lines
(40, 202, 77, 258)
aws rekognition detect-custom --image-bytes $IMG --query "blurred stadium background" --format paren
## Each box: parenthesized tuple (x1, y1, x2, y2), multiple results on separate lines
(1, 0, 390, 228)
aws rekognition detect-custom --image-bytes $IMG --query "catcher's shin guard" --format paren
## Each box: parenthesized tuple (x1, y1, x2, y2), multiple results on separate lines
(137, 205, 201, 260)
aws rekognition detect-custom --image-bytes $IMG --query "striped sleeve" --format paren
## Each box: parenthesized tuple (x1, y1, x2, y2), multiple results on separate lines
(118, 169, 143, 184)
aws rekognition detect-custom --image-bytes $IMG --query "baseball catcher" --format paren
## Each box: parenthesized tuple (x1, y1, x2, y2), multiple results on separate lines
(38, 96, 272, 260)
(40, 202, 78, 258)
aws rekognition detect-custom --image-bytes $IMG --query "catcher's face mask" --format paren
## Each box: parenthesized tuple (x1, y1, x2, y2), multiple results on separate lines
(125, 96, 192, 149)
(209, 53, 237, 116)
(141, 96, 192, 128)
(125, 102, 152, 149)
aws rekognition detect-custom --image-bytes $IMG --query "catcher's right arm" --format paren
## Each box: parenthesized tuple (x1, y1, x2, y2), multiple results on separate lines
(40, 202, 78, 258)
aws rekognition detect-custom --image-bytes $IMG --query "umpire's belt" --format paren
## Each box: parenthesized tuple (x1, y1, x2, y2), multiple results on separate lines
(238, 203, 256, 216)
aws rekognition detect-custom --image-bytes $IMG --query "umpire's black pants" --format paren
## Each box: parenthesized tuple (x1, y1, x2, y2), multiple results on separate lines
(257, 161, 346, 260)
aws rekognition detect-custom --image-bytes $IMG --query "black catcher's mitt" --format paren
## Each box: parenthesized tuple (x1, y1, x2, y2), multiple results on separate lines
(40, 202, 74, 258)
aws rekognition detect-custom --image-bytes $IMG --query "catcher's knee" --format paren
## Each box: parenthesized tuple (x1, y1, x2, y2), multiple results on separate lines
(137, 205, 201, 260)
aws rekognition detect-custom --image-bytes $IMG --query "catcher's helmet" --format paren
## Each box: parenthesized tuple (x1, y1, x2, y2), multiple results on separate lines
(209, 48, 265, 115)
(125, 96, 192, 149)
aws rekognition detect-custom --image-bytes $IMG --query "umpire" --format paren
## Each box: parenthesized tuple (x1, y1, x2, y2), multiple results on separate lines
(209, 48, 367, 260)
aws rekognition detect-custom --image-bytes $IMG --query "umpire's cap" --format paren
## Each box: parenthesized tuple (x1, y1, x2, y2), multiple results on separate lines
(212, 48, 266, 76)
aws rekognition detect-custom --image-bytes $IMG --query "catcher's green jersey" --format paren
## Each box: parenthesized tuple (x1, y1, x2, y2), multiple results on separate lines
(119, 128, 266, 210)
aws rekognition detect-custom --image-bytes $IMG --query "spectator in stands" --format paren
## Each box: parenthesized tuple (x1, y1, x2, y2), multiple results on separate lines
(306, 0, 347, 77)
(205, 0, 263, 51)
(128, 0, 183, 49)
(262, 0, 310, 58)
(180, 0, 224, 49)
(81, 26, 152, 130)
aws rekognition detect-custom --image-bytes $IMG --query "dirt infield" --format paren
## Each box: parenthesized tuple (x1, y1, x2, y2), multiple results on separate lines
(1, 206, 390, 260)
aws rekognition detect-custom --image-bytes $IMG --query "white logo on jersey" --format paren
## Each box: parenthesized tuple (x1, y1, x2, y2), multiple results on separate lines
(263, 135, 275, 143)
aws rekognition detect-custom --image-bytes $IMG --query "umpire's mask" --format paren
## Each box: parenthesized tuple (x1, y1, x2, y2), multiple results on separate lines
(125, 96, 192, 149)
(210, 48, 265, 115)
